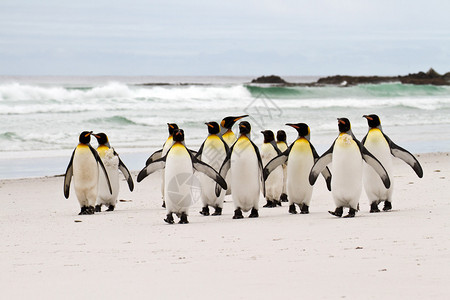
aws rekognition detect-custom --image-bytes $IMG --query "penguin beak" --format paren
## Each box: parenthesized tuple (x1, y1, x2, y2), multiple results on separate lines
(234, 115, 249, 122)
(205, 122, 214, 128)
(168, 123, 174, 129)
(286, 123, 299, 129)
(363, 115, 373, 121)
(85, 131, 93, 137)
(337, 118, 346, 125)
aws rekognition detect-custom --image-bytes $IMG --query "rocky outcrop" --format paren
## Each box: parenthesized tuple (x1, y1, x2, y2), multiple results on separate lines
(317, 68, 450, 86)
(251, 75, 287, 84)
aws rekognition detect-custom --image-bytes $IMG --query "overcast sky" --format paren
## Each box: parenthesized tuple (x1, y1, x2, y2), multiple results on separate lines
(1, 0, 449, 76)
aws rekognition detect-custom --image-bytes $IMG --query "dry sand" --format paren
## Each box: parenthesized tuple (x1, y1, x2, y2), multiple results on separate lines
(0, 152, 449, 299)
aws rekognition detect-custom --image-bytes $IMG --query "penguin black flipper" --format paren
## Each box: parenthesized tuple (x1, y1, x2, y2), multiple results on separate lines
(188, 150, 227, 190)
(115, 153, 134, 192)
(137, 156, 167, 182)
(215, 144, 234, 197)
(382, 133, 423, 178)
(63, 148, 76, 199)
(195, 142, 205, 159)
(263, 145, 291, 181)
(270, 140, 282, 155)
(310, 143, 332, 191)
(145, 149, 163, 166)
(89, 145, 113, 194)
(250, 139, 266, 198)
(309, 141, 335, 186)
(355, 139, 391, 189)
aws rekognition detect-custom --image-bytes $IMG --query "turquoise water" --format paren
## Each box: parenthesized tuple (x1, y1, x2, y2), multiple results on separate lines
(0, 76, 449, 178)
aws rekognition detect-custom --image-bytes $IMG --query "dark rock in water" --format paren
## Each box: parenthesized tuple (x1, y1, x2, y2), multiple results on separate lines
(317, 68, 450, 86)
(251, 75, 287, 84)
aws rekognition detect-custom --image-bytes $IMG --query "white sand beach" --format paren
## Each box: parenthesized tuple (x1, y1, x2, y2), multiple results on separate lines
(1, 152, 449, 299)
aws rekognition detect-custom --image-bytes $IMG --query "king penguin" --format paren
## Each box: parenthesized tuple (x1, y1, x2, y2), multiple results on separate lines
(219, 115, 248, 196)
(260, 130, 283, 208)
(276, 130, 289, 203)
(137, 129, 227, 224)
(264, 123, 332, 214)
(145, 123, 179, 208)
(216, 121, 265, 219)
(93, 133, 134, 212)
(362, 114, 423, 212)
(196, 122, 229, 216)
(309, 118, 391, 218)
(64, 131, 112, 215)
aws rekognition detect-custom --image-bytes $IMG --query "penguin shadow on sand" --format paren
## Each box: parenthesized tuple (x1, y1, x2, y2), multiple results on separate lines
(64, 131, 134, 215)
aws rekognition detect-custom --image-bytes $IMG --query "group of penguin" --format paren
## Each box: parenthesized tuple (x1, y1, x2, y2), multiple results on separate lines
(63, 114, 423, 223)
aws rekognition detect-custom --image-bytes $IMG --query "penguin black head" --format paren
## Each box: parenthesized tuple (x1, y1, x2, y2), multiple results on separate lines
(337, 118, 351, 133)
(205, 121, 220, 135)
(79, 131, 93, 144)
(276, 130, 287, 142)
(261, 130, 275, 143)
(167, 123, 179, 135)
(363, 114, 381, 129)
(239, 121, 251, 135)
(173, 128, 185, 142)
(221, 115, 248, 129)
(93, 132, 109, 146)
(286, 123, 310, 137)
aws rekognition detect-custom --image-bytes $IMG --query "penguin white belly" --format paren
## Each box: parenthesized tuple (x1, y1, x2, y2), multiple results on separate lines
(363, 130, 393, 202)
(331, 134, 363, 209)
(261, 143, 282, 201)
(230, 138, 260, 212)
(97, 149, 120, 206)
(164, 144, 195, 215)
(73, 145, 99, 207)
(287, 140, 314, 205)
(199, 136, 226, 207)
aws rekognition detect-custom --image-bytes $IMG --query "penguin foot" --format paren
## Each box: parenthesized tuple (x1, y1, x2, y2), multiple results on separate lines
(200, 206, 210, 216)
(106, 205, 115, 212)
(179, 212, 189, 224)
(274, 200, 282, 207)
(280, 193, 288, 202)
(233, 208, 244, 219)
(300, 204, 309, 214)
(85, 206, 95, 215)
(212, 207, 222, 216)
(249, 208, 259, 218)
(370, 202, 380, 213)
(288, 204, 297, 214)
(329, 207, 343, 218)
(78, 206, 87, 215)
(164, 213, 174, 224)
(383, 201, 392, 211)
(95, 205, 102, 212)
(263, 200, 275, 208)
(343, 208, 356, 218)
(162, 201, 166, 208)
